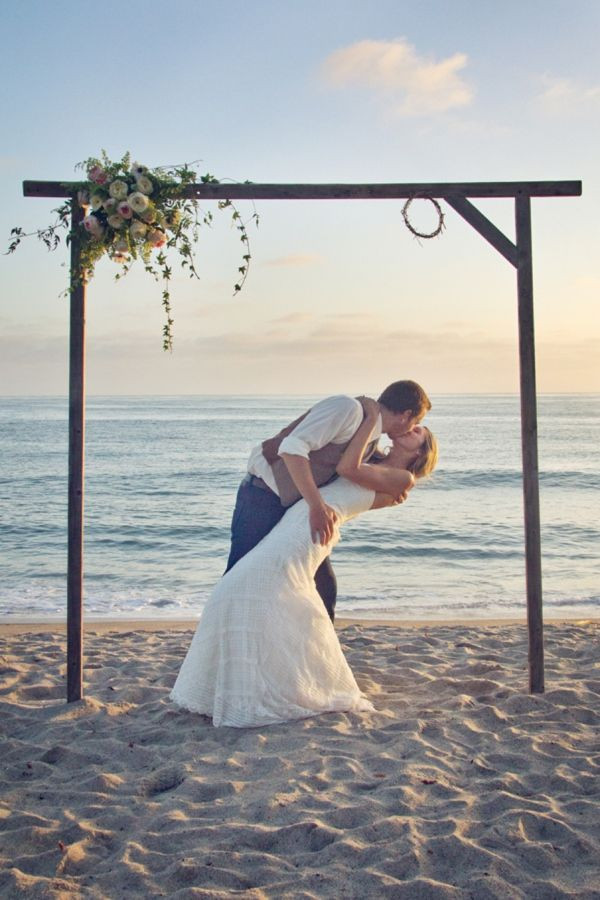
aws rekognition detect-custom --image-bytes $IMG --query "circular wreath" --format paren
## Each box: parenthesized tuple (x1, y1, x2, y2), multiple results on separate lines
(401, 195, 445, 240)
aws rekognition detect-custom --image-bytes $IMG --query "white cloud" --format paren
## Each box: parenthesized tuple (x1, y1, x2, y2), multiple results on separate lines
(2, 317, 598, 395)
(537, 75, 600, 114)
(321, 38, 473, 116)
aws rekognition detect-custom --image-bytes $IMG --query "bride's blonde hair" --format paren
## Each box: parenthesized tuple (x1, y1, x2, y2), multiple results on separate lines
(408, 427, 438, 479)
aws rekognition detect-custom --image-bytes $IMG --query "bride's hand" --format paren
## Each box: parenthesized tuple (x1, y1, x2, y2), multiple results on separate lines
(358, 396, 380, 421)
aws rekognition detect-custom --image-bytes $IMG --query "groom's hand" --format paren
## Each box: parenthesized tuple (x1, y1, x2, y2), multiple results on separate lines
(279, 452, 338, 544)
(309, 501, 338, 545)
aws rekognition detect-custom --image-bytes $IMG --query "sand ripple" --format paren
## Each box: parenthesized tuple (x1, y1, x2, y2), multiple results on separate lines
(1, 622, 599, 898)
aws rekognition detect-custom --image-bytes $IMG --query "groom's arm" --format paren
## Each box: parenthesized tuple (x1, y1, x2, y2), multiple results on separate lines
(278, 453, 337, 545)
(278, 395, 365, 458)
(278, 396, 369, 545)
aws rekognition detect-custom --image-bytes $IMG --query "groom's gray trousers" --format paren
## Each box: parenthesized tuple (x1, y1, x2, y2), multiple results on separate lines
(225, 474, 338, 622)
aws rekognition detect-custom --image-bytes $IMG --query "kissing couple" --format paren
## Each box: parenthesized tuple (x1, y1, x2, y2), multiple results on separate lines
(171, 380, 438, 727)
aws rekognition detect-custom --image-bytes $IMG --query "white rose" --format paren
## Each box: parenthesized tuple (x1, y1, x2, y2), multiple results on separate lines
(140, 207, 157, 224)
(103, 197, 118, 214)
(114, 238, 129, 253)
(108, 214, 126, 229)
(109, 180, 129, 200)
(135, 174, 153, 195)
(128, 191, 149, 213)
(90, 194, 106, 211)
(130, 220, 148, 241)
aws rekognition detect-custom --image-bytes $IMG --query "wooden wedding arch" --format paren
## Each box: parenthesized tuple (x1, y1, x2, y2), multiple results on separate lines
(23, 178, 582, 701)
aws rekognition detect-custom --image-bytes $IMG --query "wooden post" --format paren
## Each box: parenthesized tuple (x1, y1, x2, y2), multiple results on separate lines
(515, 193, 545, 693)
(67, 199, 86, 702)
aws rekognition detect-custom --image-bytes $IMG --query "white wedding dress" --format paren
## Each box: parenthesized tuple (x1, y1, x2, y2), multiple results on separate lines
(170, 478, 376, 727)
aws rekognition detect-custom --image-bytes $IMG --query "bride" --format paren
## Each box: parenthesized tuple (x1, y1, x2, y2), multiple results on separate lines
(170, 398, 438, 727)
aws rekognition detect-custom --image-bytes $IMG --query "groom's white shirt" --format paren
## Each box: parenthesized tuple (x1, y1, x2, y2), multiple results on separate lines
(247, 395, 383, 496)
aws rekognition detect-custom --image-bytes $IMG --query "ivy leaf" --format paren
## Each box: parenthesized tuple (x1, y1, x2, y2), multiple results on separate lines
(7, 153, 260, 352)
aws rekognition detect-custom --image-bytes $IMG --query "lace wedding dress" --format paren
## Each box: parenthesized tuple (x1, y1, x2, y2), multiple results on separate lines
(170, 478, 376, 727)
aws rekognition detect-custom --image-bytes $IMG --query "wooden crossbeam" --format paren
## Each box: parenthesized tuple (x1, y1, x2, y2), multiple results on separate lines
(23, 180, 582, 200)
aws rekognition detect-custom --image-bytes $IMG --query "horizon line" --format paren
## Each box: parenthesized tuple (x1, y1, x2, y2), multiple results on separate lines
(1, 391, 599, 399)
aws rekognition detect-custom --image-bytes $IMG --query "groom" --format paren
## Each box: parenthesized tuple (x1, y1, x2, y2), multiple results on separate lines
(225, 380, 431, 622)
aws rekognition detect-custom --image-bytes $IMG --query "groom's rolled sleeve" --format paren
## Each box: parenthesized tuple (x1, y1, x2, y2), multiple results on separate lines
(278, 395, 365, 459)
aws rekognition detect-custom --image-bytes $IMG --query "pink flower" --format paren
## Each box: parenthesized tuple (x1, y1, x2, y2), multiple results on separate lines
(117, 201, 133, 219)
(147, 228, 167, 248)
(82, 214, 104, 239)
(88, 165, 108, 185)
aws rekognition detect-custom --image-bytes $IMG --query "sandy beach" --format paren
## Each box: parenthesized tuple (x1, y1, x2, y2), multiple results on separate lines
(1, 618, 599, 898)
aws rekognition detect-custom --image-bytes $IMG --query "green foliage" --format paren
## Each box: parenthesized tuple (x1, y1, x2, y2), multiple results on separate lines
(6, 151, 258, 352)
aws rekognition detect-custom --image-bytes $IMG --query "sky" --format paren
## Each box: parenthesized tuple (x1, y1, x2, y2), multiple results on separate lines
(1, 0, 598, 395)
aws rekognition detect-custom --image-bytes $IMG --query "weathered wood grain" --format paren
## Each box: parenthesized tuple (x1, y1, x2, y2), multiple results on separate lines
(515, 194, 545, 694)
(23, 180, 583, 200)
(67, 202, 86, 702)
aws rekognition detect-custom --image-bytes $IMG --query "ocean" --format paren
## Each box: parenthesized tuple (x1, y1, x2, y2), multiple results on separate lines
(1, 394, 598, 622)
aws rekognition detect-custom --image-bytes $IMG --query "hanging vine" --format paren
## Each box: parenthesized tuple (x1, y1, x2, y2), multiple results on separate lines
(6, 151, 259, 351)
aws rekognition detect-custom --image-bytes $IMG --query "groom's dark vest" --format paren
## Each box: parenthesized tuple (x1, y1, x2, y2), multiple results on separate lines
(261, 398, 379, 507)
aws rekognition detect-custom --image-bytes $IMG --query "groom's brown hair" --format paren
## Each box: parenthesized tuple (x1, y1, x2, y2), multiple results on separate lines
(378, 380, 431, 418)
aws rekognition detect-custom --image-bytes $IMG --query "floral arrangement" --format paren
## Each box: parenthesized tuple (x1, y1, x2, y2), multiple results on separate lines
(7, 152, 258, 350)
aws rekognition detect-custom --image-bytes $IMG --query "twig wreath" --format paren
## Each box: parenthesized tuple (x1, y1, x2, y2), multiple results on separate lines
(402, 195, 445, 240)
(6, 152, 259, 351)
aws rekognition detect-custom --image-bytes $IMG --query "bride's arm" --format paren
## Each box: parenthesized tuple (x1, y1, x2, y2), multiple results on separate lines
(339, 458, 415, 501)
(337, 400, 415, 501)
(336, 399, 379, 477)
